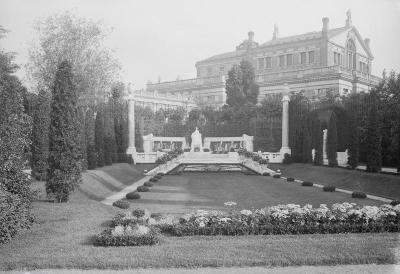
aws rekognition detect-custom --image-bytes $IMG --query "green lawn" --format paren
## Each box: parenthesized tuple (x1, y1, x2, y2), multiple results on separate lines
(0, 164, 398, 271)
(269, 163, 400, 200)
(126, 172, 383, 214)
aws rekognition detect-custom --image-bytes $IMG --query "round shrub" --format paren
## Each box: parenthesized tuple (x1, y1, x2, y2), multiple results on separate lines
(183, 148, 190, 152)
(272, 174, 281, 178)
(390, 200, 400, 206)
(286, 177, 295, 182)
(352, 191, 367, 199)
(323, 185, 336, 192)
(302, 181, 313, 187)
(157, 172, 164, 176)
(143, 182, 154, 187)
(137, 186, 149, 192)
(154, 175, 162, 180)
(204, 148, 210, 152)
(112, 200, 130, 209)
(126, 191, 141, 200)
(243, 170, 254, 175)
(150, 177, 158, 182)
(262, 172, 270, 176)
(259, 159, 268, 165)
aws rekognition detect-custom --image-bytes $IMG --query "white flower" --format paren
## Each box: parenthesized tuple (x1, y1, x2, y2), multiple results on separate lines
(111, 225, 125, 237)
(224, 201, 237, 207)
(198, 222, 205, 228)
(148, 218, 157, 225)
(218, 217, 231, 223)
(240, 209, 252, 216)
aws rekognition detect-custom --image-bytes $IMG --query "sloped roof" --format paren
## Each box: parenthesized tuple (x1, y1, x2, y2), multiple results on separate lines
(197, 49, 246, 64)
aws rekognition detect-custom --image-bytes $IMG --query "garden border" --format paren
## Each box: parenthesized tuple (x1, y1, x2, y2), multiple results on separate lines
(278, 176, 393, 204)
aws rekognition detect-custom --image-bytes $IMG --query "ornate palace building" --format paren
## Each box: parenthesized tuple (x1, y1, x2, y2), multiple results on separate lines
(135, 10, 380, 110)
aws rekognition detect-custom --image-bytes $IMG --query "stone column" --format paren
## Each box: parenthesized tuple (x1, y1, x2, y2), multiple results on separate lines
(280, 84, 291, 155)
(323, 129, 328, 160)
(126, 94, 137, 159)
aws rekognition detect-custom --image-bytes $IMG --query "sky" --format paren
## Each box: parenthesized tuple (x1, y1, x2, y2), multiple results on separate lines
(1, 0, 400, 90)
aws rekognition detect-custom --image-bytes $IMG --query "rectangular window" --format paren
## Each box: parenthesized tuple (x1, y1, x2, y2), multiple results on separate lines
(257, 58, 265, 70)
(337, 53, 341, 65)
(334, 52, 338, 65)
(308, 51, 315, 63)
(300, 52, 306, 64)
(220, 66, 225, 72)
(279, 55, 285, 67)
(286, 54, 293, 66)
(207, 67, 213, 75)
(266, 57, 272, 68)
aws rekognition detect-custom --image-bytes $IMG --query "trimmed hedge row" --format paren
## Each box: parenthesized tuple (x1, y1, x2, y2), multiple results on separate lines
(126, 191, 140, 200)
(112, 200, 130, 209)
(94, 227, 159, 246)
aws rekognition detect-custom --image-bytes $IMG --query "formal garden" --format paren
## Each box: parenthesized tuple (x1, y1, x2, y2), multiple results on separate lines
(1, 11, 400, 272)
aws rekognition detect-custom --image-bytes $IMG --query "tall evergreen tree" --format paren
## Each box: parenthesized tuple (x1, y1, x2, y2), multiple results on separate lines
(46, 61, 81, 202)
(301, 118, 312, 163)
(226, 60, 259, 108)
(31, 89, 50, 179)
(366, 91, 382, 172)
(77, 106, 87, 170)
(327, 112, 338, 167)
(85, 107, 97, 169)
(103, 103, 115, 166)
(313, 120, 323, 165)
(95, 106, 105, 167)
(347, 111, 359, 169)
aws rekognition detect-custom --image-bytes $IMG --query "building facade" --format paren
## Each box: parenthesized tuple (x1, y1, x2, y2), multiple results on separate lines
(136, 10, 380, 109)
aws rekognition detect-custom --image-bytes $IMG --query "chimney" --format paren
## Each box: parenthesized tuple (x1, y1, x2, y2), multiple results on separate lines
(273, 24, 279, 40)
(364, 38, 370, 49)
(345, 9, 352, 27)
(322, 17, 329, 36)
(248, 31, 254, 42)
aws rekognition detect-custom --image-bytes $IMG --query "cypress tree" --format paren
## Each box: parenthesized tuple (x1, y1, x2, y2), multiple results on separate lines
(314, 120, 323, 165)
(46, 61, 81, 202)
(366, 91, 382, 172)
(31, 89, 50, 179)
(327, 112, 338, 167)
(347, 112, 359, 169)
(301, 118, 312, 163)
(77, 106, 87, 170)
(95, 106, 105, 167)
(85, 107, 97, 169)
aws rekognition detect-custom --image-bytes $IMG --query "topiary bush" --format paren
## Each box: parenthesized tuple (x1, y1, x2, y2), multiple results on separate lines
(286, 177, 295, 182)
(143, 182, 154, 187)
(352, 191, 367, 199)
(262, 172, 270, 176)
(272, 174, 281, 178)
(112, 199, 130, 209)
(323, 185, 336, 192)
(157, 172, 164, 176)
(137, 186, 149, 192)
(183, 148, 190, 152)
(204, 148, 210, 152)
(126, 191, 141, 200)
(154, 175, 162, 180)
(150, 177, 158, 182)
(282, 153, 292, 164)
(302, 181, 313, 187)
(258, 159, 268, 165)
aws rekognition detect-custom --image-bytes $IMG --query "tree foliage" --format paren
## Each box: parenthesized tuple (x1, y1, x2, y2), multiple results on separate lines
(327, 112, 338, 167)
(31, 89, 50, 177)
(46, 61, 82, 202)
(27, 12, 120, 102)
(226, 60, 259, 107)
(365, 90, 382, 172)
(85, 107, 97, 169)
(95, 106, 105, 167)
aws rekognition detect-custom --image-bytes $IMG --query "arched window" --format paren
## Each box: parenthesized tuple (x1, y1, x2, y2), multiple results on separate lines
(346, 39, 356, 70)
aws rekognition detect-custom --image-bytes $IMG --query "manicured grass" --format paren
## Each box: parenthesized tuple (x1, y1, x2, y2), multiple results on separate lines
(270, 163, 400, 200)
(127, 172, 382, 214)
(1, 166, 397, 270)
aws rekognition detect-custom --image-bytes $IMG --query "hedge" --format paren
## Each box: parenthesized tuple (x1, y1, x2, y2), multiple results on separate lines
(143, 182, 154, 187)
(272, 174, 281, 178)
(126, 192, 141, 200)
(137, 186, 149, 192)
(94, 227, 159, 246)
(262, 172, 270, 176)
(302, 181, 313, 187)
(286, 177, 295, 182)
(112, 200, 130, 209)
(352, 192, 367, 199)
(323, 185, 336, 192)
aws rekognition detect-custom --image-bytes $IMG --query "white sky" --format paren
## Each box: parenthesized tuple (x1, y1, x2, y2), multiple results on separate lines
(1, 0, 400, 89)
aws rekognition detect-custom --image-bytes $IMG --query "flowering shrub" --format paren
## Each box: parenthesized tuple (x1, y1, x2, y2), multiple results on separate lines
(111, 208, 151, 227)
(165, 203, 400, 236)
(352, 192, 367, 199)
(112, 199, 130, 209)
(95, 224, 159, 246)
(126, 191, 141, 200)
(391, 200, 400, 206)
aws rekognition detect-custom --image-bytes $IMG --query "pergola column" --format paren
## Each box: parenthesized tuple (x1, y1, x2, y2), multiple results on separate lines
(280, 84, 291, 156)
(126, 93, 137, 160)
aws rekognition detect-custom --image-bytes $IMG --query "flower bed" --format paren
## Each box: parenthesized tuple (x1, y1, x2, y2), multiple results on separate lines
(165, 203, 400, 236)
